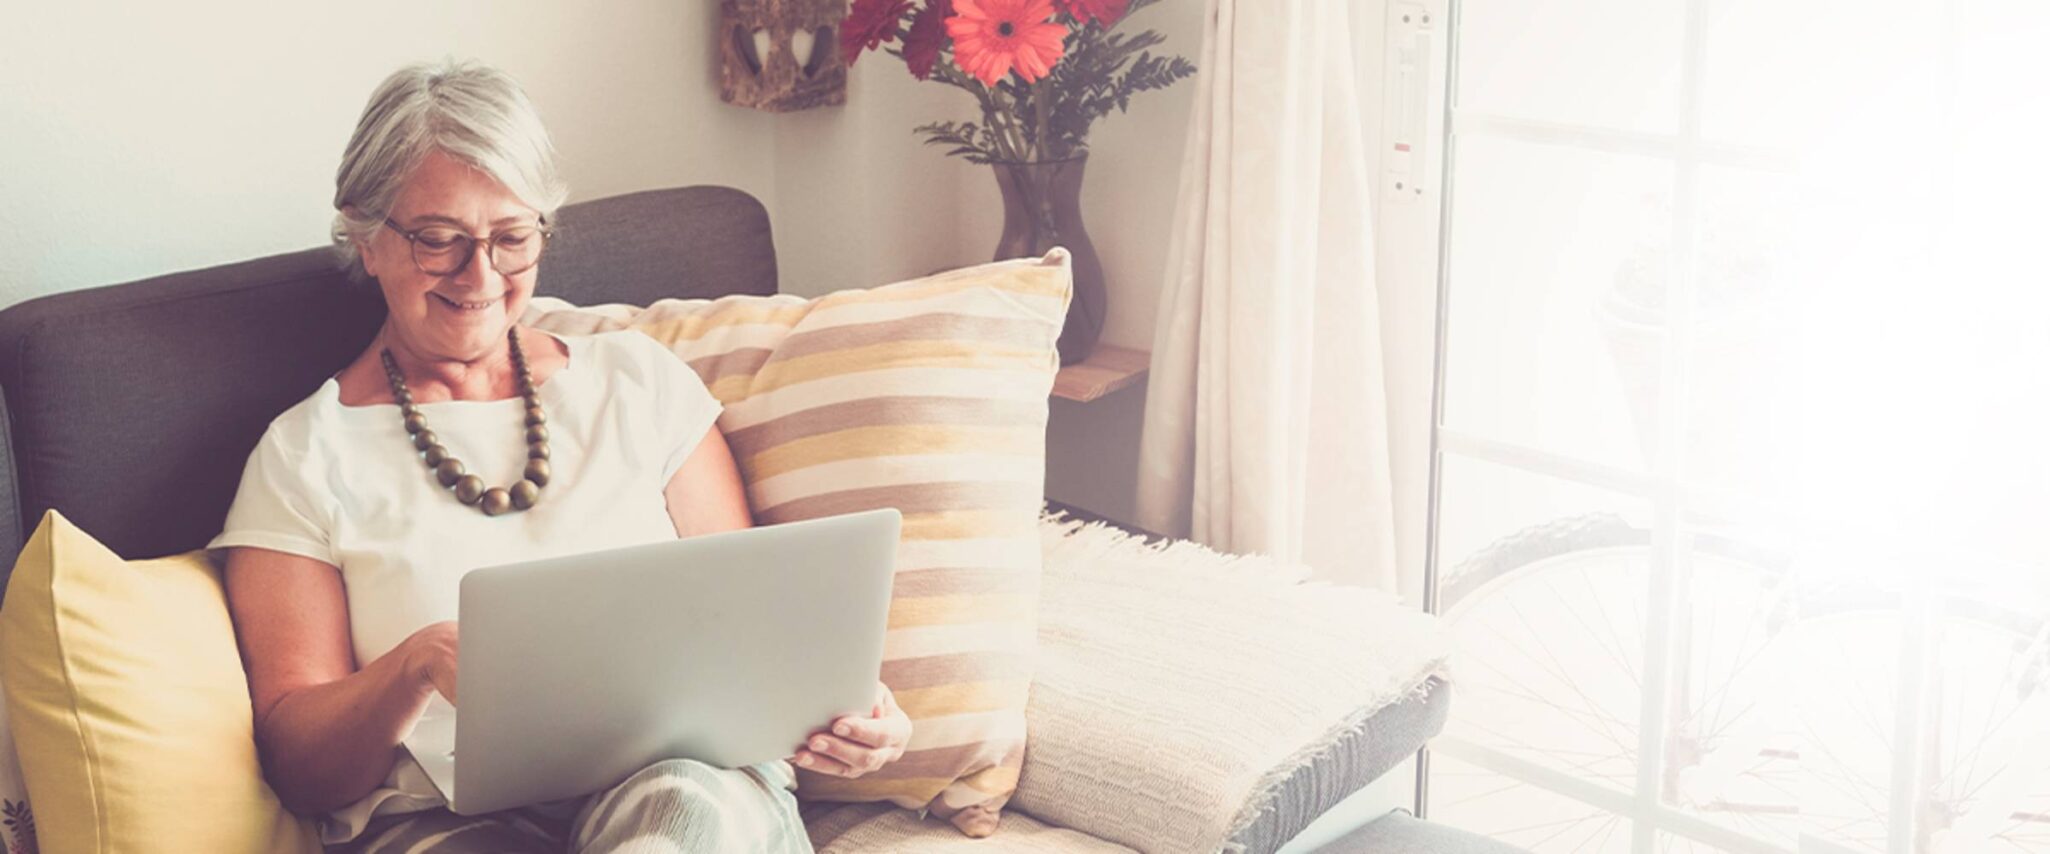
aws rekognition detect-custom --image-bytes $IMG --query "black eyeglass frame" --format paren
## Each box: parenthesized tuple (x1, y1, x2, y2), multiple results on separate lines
(382, 216, 555, 277)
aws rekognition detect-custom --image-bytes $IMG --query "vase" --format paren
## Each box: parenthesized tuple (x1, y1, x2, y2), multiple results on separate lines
(991, 155, 1107, 366)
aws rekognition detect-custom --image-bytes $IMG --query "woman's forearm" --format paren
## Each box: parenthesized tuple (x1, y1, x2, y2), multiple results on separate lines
(256, 639, 438, 815)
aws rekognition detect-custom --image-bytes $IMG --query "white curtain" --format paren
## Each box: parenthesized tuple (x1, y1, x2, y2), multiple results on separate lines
(1135, 0, 1397, 590)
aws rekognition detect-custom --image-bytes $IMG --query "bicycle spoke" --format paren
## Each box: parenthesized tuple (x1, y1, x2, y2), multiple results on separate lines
(1551, 574, 1643, 690)
(1439, 777, 1527, 810)
(1580, 568, 1645, 689)
(1461, 631, 1641, 757)
(1457, 716, 1637, 782)
(1694, 697, 1759, 745)
(1693, 592, 1778, 736)
(1950, 640, 2027, 805)
(1526, 810, 1614, 850)
(1810, 625, 1898, 757)
(1506, 595, 1640, 754)
(1465, 654, 1639, 740)
(1489, 810, 1611, 838)
(1586, 813, 1626, 851)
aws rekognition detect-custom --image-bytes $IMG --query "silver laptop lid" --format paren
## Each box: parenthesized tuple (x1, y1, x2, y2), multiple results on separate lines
(446, 507, 900, 815)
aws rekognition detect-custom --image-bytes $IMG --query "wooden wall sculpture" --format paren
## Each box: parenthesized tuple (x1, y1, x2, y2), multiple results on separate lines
(720, 0, 849, 112)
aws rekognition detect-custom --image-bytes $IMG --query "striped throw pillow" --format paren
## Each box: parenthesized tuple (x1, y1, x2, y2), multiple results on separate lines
(524, 249, 1070, 833)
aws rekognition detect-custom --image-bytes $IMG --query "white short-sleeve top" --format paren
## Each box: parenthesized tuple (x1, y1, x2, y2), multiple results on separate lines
(209, 330, 723, 668)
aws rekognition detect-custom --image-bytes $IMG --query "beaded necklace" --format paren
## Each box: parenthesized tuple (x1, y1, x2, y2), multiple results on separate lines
(380, 328, 552, 516)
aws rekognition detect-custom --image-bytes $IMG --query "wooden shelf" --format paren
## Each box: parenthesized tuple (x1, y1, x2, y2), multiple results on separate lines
(1052, 344, 1150, 403)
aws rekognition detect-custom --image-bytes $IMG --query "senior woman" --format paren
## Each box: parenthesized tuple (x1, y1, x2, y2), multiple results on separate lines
(211, 60, 909, 853)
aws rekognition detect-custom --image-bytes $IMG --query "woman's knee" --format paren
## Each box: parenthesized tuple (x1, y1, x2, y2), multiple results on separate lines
(621, 757, 788, 798)
(589, 758, 759, 821)
(575, 758, 789, 849)
(627, 757, 723, 783)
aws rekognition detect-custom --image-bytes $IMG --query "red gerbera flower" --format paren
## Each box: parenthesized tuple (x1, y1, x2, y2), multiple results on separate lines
(903, 0, 953, 80)
(841, 0, 916, 67)
(945, 0, 1067, 86)
(1055, 0, 1128, 27)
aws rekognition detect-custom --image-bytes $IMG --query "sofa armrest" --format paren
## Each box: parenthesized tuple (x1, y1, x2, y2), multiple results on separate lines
(1229, 675, 1449, 853)
(1014, 516, 1452, 854)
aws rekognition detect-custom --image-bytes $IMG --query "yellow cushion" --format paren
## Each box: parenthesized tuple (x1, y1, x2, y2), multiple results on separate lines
(528, 250, 1071, 826)
(0, 510, 320, 853)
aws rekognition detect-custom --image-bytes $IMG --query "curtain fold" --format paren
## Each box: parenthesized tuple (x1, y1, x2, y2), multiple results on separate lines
(1136, 0, 1397, 590)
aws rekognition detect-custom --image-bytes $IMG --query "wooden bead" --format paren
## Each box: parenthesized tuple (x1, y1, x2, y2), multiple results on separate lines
(382, 335, 550, 517)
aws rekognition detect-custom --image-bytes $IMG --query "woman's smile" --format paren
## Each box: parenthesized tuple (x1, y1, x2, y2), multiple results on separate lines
(430, 292, 503, 315)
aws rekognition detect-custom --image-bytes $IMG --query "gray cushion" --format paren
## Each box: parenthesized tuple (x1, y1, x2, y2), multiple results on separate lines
(1228, 677, 1450, 854)
(0, 185, 777, 591)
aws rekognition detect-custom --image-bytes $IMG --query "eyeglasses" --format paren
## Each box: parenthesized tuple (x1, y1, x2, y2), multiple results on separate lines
(383, 217, 553, 277)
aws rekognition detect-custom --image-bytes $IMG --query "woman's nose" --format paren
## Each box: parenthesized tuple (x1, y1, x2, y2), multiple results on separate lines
(450, 240, 499, 286)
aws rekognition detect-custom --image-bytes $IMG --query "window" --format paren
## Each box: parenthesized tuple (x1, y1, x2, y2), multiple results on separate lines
(1419, 2, 2050, 851)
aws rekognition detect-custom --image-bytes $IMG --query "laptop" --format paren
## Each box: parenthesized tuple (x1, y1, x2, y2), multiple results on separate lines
(402, 507, 901, 816)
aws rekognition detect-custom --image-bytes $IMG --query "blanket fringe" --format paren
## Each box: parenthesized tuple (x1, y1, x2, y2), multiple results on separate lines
(1038, 510, 1414, 609)
(1217, 663, 1449, 852)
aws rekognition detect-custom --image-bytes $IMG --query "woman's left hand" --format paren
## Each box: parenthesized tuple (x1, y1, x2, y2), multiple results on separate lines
(792, 681, 911, 779)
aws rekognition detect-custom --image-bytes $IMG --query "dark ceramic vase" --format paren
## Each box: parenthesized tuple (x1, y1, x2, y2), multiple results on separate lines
(991, 155, 1106, 365)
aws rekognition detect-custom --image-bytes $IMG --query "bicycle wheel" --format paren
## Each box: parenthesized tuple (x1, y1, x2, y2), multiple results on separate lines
(1430, 512, 2050, 853)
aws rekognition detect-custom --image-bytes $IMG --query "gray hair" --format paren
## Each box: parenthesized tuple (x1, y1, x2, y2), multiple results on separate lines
(331, 59, 568, 276)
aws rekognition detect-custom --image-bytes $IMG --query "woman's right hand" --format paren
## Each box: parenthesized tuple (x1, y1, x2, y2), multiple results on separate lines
(403, 620, 460, 706)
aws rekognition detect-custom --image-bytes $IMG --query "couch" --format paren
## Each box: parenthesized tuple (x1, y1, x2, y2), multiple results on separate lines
(0, 185, 1452, 853)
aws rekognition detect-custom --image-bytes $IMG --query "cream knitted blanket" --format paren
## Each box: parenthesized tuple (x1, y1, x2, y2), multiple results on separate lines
(1014, 515, 1452, 853)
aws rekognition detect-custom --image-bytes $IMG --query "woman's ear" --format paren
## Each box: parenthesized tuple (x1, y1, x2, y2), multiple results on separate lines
(347, 208, 385, 278)
(359, 235, 387, 279)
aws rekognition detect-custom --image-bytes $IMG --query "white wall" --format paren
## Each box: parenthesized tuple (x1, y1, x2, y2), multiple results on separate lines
(770, 59, 979, 297)
(0, 0, 968, 307)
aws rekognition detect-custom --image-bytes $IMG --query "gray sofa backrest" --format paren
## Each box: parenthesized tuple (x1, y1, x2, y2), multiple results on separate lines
(0, 185, 778, 595)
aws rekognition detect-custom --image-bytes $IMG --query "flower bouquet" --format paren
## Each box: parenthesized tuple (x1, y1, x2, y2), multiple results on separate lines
(839, 0, 1195, 363)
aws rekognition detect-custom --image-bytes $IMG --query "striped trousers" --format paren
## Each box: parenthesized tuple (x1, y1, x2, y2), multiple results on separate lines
(335, 759, 813, 854)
